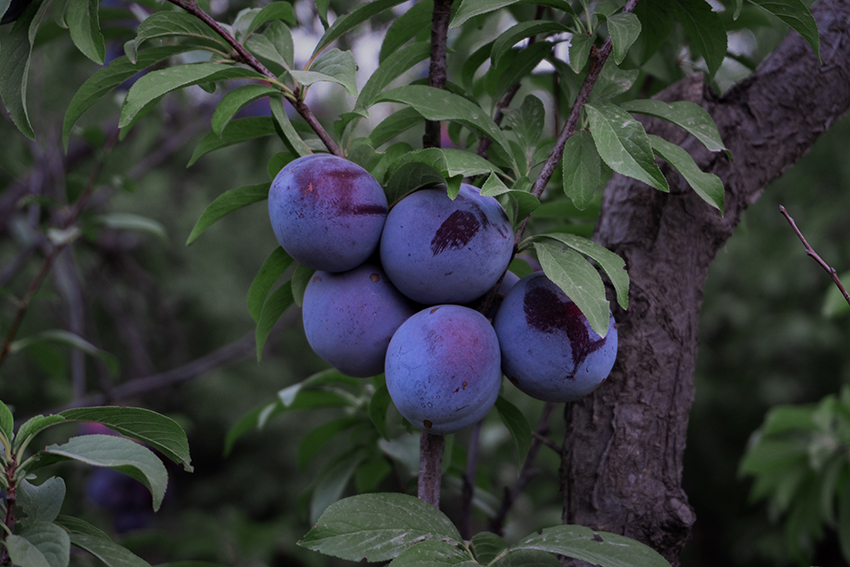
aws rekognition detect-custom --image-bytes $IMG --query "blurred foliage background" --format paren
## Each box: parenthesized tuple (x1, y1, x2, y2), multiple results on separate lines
(1, 0, 848, 565)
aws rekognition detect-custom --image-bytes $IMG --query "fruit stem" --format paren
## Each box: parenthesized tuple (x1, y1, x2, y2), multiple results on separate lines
(418, 432, 445, 507)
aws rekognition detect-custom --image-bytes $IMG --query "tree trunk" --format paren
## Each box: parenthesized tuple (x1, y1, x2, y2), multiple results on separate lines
(562, 2, 850, 564)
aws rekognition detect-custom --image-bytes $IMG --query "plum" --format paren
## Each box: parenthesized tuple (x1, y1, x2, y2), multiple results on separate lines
(303, 263, 418, 378)
(380, 183, 513, 304)
(385, 305, 502, 434)
(493, 273, 617, 402)
(269, 154, 388, 272)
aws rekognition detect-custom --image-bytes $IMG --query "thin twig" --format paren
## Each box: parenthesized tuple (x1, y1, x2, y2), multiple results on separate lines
(163, 0, 343, 157)
(423, 0, 453, 149)
(780, 205, 850, 306)
(418, 432, 445, 507)
(532, 430, 562, 455)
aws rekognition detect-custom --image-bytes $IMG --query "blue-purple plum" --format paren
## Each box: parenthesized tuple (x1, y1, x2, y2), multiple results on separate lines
(303, 263, 418, 378)
(269, 154, 388, 272)
(380, 184, 513, 304)
(493, 273, 618, 402)
(385, 305, 502, 434)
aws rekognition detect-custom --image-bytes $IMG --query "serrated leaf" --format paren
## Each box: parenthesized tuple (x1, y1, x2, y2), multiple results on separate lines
(385, 162, 446, 205)
(619, 99, 726, 153)
(480, 173, 540, 222)
(374, 86, 514, 164)
(18, 478, 66, 524)
(290, 263, 314, 308)
(502, 95, 545, 150)
(515, 525, 672, 567)
(270, 96, 311, 157)
(562, 130, 602, 211)
(298, 493, 463, 562)
(248, 247, 293, 323)
(245, 21, 294, 74)
(133, 11, 228, 54)
(63, 45, 194, 150)
(189, 117, 277, 166)
(186, 182, 269, 245)
(606, 12, 640, 64)
(13, 416, 67, 452)
(212, 84, 279, 137)
(0, 399, 12, 441)
(670, 0, 727, 78)
(120, 63, 264, 128)
(589, 60, 640, 102)
(40, 435, 168, 511)
(387, 540, 477, 567)
(96, 213, 168, 241)
(470, 532, 508, 565)
(355, 41, 431, 115)
(392, 148, 501, 181)
(55, 515, 109, 538)
(6, 522, 70, 567)
(59, 406, 192, 472)
(66, 0, 105, 64)
(534, 241, 610, 336)
(538, 232, 628, 310)
(313, 0, 407, 55)
(585, 102, 668, 192)
(647, 134, 724, 212)
(369, 107, 425, 148)
(369, 382, 392, 439)
(569, 32, 594, 74)
(750, 0, 819, 61)
(495, 396, 532, 469)
(491, 21, 569, 68)
(10, 330, 118, 376)
(0, 0, 51, 139)
(292, 49, 358, 97)
(256, 280, 293, 361)
(60, 520, 151, 567)
(310, 450, 366, 523)
(245, 2, 296, 35)
(380, 0, 432, 63)
(490, 549, 562, 567)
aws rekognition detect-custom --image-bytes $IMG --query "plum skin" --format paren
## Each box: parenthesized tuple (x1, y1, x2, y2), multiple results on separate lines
(493, 273, 618, 403)
(380, 183, 513, 304)
(269, 154, 388, 273)
(302, 263, 418, 378)
(385, 305, 502, 435)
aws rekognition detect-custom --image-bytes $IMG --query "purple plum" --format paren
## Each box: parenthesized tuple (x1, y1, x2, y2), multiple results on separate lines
(493, 273, 618, 402)
(385, 305, 502, 434)
(269, 154, 388, 272)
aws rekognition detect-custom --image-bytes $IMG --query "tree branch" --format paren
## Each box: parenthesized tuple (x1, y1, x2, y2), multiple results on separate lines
(423, 0, 453, 149)
(418, 432, 445, 507)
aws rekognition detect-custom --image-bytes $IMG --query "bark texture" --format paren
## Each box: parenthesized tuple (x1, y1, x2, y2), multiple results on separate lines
(562, 3, 850, 564)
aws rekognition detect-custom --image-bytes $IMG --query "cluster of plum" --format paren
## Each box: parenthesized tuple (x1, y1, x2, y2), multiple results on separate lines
(268, 155, 617, 435)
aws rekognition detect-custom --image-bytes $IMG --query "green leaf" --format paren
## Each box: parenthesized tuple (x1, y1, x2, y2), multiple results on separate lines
(385, 162, 446, 206)
(374, 86, 514, 164)
(186, 183, 269, 245)
(589, 60, 640, 102)
(298, 417, 360, 469)
(369, 107, 425, 148)
(451, 0, 525, 28)
(647, 134, 724, 212)
(393, 148, 502, 181)
(248, 247, 294, 323)
(0, 399, 13, 441)
(379, 0, 432, 63)
(490, 21, 569, 68)
(502, 95, 545, 151)
(133, 11, 228, 55)
(270, 96, 312, 158)
(537, 232, 628, 310)
(0, 0, 12, 22)
(96, 213, 168, 241)
(245, 2, 297, 35)
(6, 522, 71, 567)
(120, 63, 264, 128)
(212, 84, 279, 137)
(298, 493, 463, 562)
(562, 130, 602, 211)
(369, 382, 392, 439)
(585, 102, 668, 192)
(17, 478, 66, 524)
(62, 525, 152, 567)
(387, 540, 477, 567)
(606, 12, 641, 65)
(619, 99, 727, 153)
(291, 48, 357, 97)
(839, 478, 850, 565)
(739, 437, 808, 475)
(313, 0, 407, 55)
(245, 21, 294, 74)
(66, 0, 105, 64)
(490, 42, 553, 105)
(310, 450, 366, 523)
(290, 263, 314, 308)
(40, 435, 169, 511)
(515, 525, 672, 567)
(750, 0, 819, 61)
(62, 46, 193, 150)
(822, 271, 850, 319)
(569, 32, 594, 74)
(480, 174, 540, 224)
(13, 416, 67, 452)
(469, 532, 508, 565)
(189, 117, 277, 167)
(670, 0, 727, 78)
(55, 515, 109, 539)
(0, 0, 51, 139)
(534, 240, 610, 337)
(495, 396, 532, 469)
(490, 549, 562, 567)
(10, 330, 118, 376)
(277, 369, 360, 407)
(355, 41, 431, 115)
(256, 280, 294, 361)
(59, 406, 192, 472)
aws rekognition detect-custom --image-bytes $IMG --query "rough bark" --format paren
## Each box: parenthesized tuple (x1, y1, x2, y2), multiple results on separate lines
(562, 2, 850, 564)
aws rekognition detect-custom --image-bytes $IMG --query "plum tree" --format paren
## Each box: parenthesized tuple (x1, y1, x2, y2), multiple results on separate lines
(380, 183, 513, 304)
(302, 263, 418, 378)
(385, 305, 502, 435)
(494, 273, 618, 403)
(268, 154, 388, 273)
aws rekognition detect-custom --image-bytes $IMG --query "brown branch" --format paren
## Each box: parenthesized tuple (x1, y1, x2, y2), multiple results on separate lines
(423, 0, 453, 149)
(779, 205, 850, 306)
(418, 432, 445, 507)
(163, 0, 343, 158)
